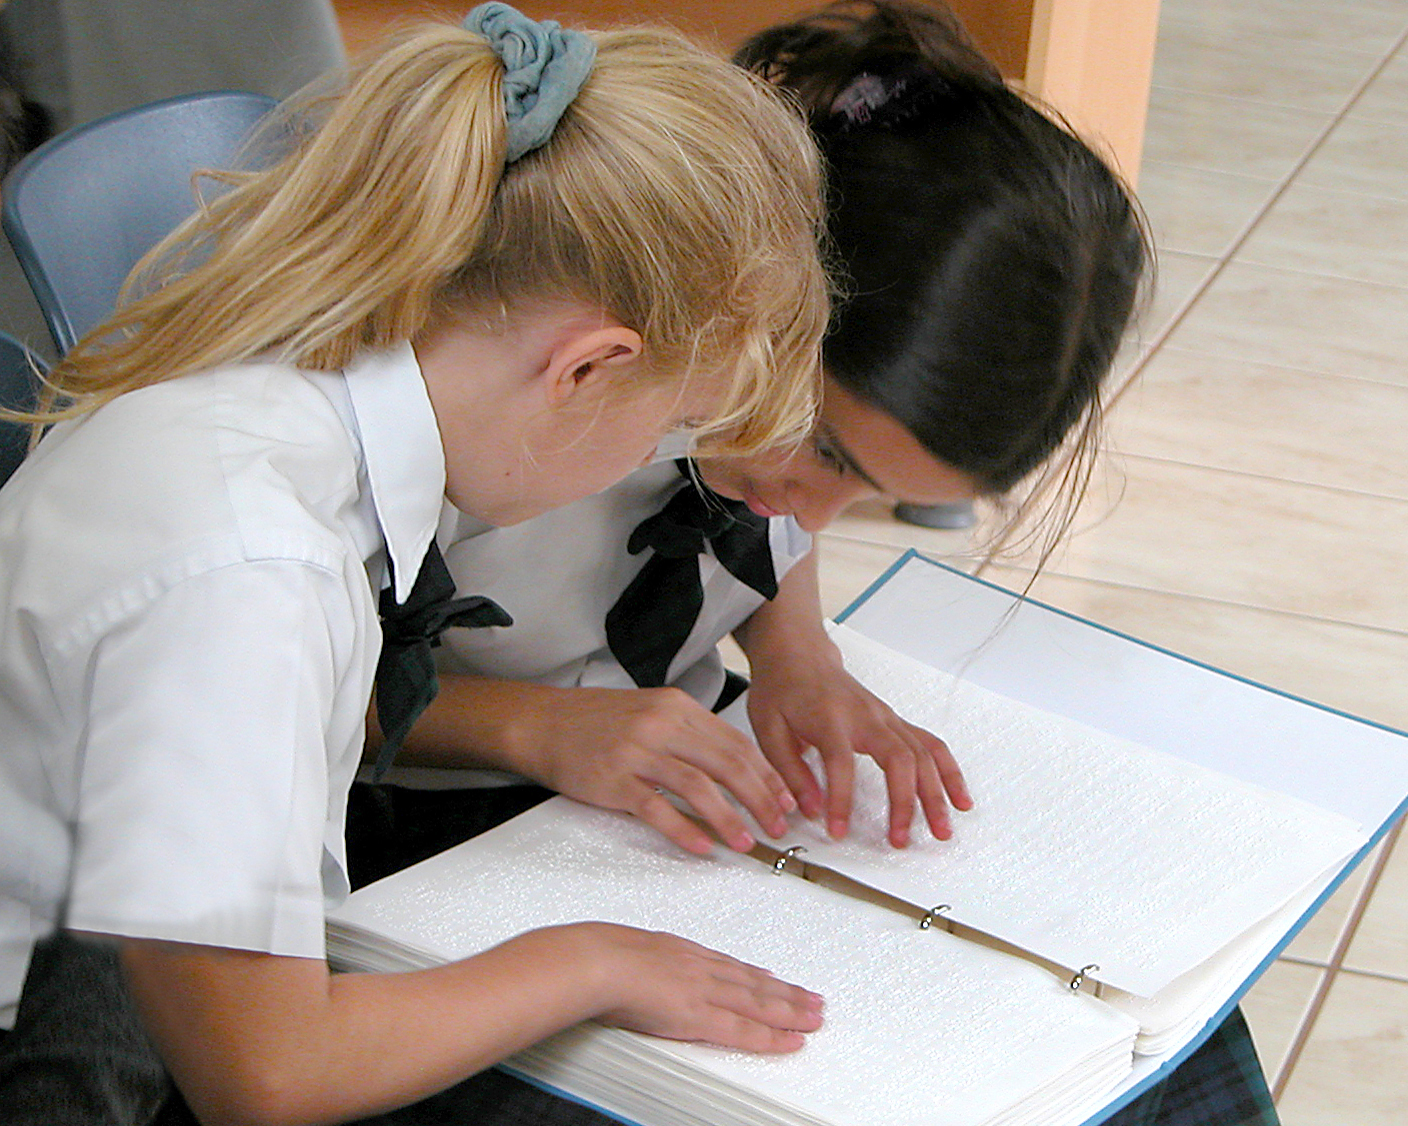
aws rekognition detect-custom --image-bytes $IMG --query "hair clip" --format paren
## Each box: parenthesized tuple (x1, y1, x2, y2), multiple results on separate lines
(826, 62, 952, 133)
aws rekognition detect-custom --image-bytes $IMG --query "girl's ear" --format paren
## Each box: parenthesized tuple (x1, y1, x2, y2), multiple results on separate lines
(542, 325, 645, 405)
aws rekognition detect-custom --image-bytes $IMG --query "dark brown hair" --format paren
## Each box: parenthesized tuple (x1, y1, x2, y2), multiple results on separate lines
(738, 0, 1148, 496)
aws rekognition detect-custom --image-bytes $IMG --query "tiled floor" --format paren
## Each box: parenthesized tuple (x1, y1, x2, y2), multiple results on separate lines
(821, 1, 1408, 1120)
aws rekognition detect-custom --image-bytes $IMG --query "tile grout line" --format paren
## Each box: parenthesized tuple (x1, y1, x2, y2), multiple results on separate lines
(976, 25, 1408, 572)
(1104, 22, 1408, 414)
(1277, 953, 1408, 988)
(1270, 812, 1406, 1101)
(1110, 448, 1408, 507)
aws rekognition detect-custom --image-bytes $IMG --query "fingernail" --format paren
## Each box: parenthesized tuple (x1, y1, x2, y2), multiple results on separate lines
(778, 790, 797, 812)
(734, 832, 755, 851)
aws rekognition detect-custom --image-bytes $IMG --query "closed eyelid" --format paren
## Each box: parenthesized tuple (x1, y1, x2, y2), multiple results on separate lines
(812, 436, 847, 473)
(816, 424, 883, 492)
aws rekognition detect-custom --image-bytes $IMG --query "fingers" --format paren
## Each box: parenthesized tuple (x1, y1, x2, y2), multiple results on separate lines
(821, 735, 855, 842)
(926, 728, 973, 811)
(878, 736, 920, 848)
(598, 689, 793, 851)
(675, 706, 794, 839)
(840, 712, 971, 847)
(630, 787, 718, 856)
(598, 929, 824, 1054)
(631, 763, 758, 854)
(750, 709, 823, 821)
(696, 965, 824, 1052)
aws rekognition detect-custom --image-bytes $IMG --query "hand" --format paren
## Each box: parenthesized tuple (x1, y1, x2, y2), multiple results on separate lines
(747, 640, 972, 847)
(574, 922, 823, 1053)
(508, 685, 795, 855)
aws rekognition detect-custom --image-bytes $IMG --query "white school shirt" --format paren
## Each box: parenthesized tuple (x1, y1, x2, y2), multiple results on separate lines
(385, 444, 811, 790)
(0, 342, 443, 1028)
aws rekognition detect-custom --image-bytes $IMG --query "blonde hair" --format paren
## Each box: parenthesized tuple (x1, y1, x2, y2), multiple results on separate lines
(28, 21, 827, 456)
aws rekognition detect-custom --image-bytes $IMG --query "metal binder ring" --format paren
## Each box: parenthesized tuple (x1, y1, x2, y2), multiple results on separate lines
(771, 845, 806, 874)
(918, 904, 951, 931)
(1068, 964, 1100, 992)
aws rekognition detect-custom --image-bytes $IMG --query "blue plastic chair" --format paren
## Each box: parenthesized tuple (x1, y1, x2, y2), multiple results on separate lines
(1, 91, 277, 355)
(0, 331, 45, 487)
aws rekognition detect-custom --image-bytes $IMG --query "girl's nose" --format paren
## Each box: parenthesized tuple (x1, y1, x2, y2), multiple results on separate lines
(788, 481, 860, 533)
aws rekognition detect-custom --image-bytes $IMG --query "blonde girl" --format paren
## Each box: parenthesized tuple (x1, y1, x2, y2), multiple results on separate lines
(0, 6, 829, 1124)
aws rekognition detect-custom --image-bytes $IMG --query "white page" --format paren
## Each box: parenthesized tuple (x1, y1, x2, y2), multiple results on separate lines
(330, 797, 1138, 1126)
(838, 555, 1408, 831)
(778, 627, 1366, 997)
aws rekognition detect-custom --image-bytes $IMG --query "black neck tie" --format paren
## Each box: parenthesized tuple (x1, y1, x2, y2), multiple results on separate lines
(374, 542, 512, 779)
(605, 461, 777, 690)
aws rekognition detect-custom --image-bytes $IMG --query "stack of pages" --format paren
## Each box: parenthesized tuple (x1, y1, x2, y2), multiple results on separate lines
(327, 626, 1367, 1126)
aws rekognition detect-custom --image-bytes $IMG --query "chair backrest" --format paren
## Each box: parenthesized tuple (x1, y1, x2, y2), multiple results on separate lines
(1, 91, 277, 355)
(0, 331, 45, 488)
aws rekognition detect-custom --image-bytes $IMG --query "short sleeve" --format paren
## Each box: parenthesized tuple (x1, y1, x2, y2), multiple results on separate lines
(67, 559, 361, 959)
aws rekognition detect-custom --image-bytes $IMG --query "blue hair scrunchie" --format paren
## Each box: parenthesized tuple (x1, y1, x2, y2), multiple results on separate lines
(464, 2, 597, 162)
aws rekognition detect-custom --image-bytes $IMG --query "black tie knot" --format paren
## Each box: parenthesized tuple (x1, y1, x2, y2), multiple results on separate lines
(606, 462, 778, 691)
(381, 592, 513, 648)
(627, 483, 748, 560)
(374, 543, 513, 779)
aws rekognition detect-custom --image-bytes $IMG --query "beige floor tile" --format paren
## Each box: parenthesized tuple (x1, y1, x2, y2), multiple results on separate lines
(813, 534, 934, 620)
(1141, 87, 1334, 180)
(976, 566, 1408, 733)
(1240, 959, 1325, 1080)
(1137, 162, 1277, 258)
(1109, 348, 1408, 499)
(1151, 20, 1378, 113)
(1155, 0, 1408, 54)
(1283, 865, 1374, 964)
(1296, 116, 1408, 203)
(1030, 456, 1408, 632)
(1162, 260, 1408, 386)
(1237, 180, 1408, 287)
(824, 496, 994, 558)
(1345, 824, 1408, 979)
(1104, 250, 1220, 397)
(1106, 337, 1154, 399)
(1275, 970, 1408, 1125)
(1349, 47, 1408, 129)
(1137, 249, 1221, 341)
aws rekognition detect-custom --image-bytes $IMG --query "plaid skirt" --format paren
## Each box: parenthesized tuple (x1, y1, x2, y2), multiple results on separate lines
(1102, 1007, 1280, 1126)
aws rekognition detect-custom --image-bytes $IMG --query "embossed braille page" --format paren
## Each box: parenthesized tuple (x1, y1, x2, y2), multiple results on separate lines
(330, 797, 1138, 1126)
(790, 627, 1367, 996)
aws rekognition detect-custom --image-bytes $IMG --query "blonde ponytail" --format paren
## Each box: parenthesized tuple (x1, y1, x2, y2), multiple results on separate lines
(30, 20, 827, 458)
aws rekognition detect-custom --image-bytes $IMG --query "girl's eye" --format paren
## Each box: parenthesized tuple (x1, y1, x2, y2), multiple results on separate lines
(813, 437, 847, 475)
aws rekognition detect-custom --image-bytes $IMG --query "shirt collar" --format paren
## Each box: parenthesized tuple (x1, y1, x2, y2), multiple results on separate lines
(650, 430, 695, 464)
(342, 342, 446, 605)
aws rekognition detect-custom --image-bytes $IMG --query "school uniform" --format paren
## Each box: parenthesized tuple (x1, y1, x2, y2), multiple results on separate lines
(0, 342, 615, 1125)
(440, 444, 811, 701)
(359, 445, 812, 797)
